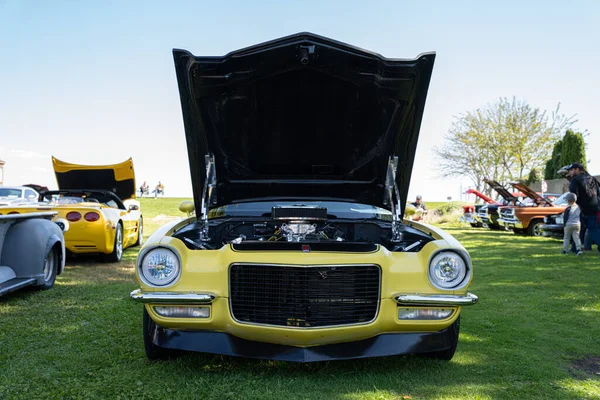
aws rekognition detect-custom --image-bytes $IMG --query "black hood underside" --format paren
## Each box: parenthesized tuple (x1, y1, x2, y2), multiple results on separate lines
(173, 32, 435, 215)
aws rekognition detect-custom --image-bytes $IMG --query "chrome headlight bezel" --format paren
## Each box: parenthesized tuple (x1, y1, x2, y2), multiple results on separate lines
(428, 250, 472, 291)
(138, 246, 182, 288)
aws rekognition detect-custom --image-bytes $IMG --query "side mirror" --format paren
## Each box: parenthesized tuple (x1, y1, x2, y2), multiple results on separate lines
(129, 204, 139, 211)
(179, 201, 195, 216)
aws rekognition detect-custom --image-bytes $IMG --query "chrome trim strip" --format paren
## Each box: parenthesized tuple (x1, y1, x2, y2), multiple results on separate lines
(228, 263, 381, 329)
(130, 289, 215, 304)
(395, 293, 478, 306)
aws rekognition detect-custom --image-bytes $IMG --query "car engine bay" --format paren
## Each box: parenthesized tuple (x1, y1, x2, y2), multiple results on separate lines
(173, 206, 434, 252)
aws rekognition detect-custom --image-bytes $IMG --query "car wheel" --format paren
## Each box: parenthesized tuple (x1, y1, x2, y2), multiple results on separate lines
(422, 316, 460, 361)
(528, 220, 543, 237)
(469, 223, 481, 228)
(36, 244, 60, 290)
(143, 307, 179, 360)
(134, 218, 143, 246)
(104, 223, 123, 262)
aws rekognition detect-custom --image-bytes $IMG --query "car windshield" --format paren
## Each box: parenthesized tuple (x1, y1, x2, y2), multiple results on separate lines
(40, 192, 122, 209)
(0, 188, 23, 198)
(208, 201, 393, 220)
(53, 196, 85, 205)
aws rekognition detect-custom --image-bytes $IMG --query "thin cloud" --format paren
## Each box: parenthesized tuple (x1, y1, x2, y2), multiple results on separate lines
(27, 166, 50, 172)
(10, 149, 48, 159)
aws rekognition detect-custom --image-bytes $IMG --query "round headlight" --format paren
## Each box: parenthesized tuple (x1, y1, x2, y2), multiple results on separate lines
(429, 251, 469, 290)
(140, 248, 180, 287)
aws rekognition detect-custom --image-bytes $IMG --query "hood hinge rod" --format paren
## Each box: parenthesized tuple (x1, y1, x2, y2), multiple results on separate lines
(198, 154, 216, 241)
(385, 156, 403, 242)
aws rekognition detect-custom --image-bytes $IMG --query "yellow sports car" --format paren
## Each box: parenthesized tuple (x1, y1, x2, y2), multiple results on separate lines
(0, 157, 142, 262)
(130, 33, 478, 362)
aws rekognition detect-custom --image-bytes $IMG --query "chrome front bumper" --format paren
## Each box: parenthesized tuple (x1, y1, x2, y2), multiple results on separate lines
(498, 217, 523, 229)
(131, 289, 479, 307)
(130, 289, 215, 304)
(395, 293, 478, 306)
(462, 213, 477, 223)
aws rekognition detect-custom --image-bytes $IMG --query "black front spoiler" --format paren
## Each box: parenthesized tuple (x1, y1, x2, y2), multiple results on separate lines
(151, 323, 459, 362)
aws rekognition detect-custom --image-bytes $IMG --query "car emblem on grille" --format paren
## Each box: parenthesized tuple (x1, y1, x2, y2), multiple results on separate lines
(317, 270, 328, 279)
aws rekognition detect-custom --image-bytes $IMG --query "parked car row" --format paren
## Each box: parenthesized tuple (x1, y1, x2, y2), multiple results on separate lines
(463, 178, 568, 237)
(4, 33, 480, 364)
(0, 157, 143, 266)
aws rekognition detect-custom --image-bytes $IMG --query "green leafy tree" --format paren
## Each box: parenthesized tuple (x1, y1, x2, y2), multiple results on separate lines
(434, 97, 576, 195)
(559, 129, 587, 170)
(544, 140, 563, 180)
(525, 168, 541, 186)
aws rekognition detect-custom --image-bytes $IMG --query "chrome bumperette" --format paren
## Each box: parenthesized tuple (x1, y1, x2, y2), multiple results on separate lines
(498, 217, 523, 229)
(395, 293, 478, 306)
(130, 289, 215, 304)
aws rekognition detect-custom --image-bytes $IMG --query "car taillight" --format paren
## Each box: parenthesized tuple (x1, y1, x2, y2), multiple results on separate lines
(84, 212, 100, 222)
(7, 211, 19, 215)
(66, 211, 82, 222)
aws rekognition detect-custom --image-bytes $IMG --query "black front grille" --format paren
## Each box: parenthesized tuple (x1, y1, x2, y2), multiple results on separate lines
(229, 264, 380, 328)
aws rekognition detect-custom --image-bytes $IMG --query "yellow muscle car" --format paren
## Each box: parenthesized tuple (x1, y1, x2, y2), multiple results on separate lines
(130, 33, 478, 362)
(0, 157, 142, 262)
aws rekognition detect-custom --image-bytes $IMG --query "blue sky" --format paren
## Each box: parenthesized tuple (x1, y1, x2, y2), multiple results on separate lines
(1, 0, 598, 201)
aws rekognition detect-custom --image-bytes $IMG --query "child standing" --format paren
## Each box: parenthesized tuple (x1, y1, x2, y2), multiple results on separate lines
(562, 193, 583, 255)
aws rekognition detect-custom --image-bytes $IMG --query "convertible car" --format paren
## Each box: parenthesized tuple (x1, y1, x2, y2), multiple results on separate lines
(130, 33, 478, 362)
(0, 157, 143, 262)
(0, 212, 66, 296)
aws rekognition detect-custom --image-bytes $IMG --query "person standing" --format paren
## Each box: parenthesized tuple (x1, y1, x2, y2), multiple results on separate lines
(561, 193, 583, 255)
(568, 162, 600, 252)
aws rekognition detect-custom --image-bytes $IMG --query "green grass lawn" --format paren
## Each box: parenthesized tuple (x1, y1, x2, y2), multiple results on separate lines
(0, 199, 598, 399)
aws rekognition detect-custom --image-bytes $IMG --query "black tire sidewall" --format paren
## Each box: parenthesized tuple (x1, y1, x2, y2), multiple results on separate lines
(135, 218, 143, 246)
(38, 245, 59, 290)
(528, 220, 542, 236)
(105, 223, 123, 262)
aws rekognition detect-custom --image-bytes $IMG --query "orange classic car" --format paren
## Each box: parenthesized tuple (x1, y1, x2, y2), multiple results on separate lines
(497, 183, 568, 236)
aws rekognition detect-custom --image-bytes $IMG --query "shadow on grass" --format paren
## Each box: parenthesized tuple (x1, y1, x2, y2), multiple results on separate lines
(130, 345, 561, 399)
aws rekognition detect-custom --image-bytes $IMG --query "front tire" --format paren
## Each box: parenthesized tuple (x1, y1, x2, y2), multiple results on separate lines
(528, 220, 543, 237)
(143, 307, 178, 360)
(35, 244, 60, 290)
(104, 223, 123, 262)
(134, 218, 143, 246)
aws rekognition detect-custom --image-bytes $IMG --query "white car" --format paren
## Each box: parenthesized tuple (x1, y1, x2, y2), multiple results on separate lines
(0, 186, 40, 206)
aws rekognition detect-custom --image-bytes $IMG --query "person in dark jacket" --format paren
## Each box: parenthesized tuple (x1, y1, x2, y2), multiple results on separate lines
(568, 162, 600, 252)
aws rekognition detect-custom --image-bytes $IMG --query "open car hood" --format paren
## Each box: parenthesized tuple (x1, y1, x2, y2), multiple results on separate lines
(510, 182, 554, 206)
(483, 179, 520, 203)
(52, 157, 136, 200)
(173, 32, 435, 214)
